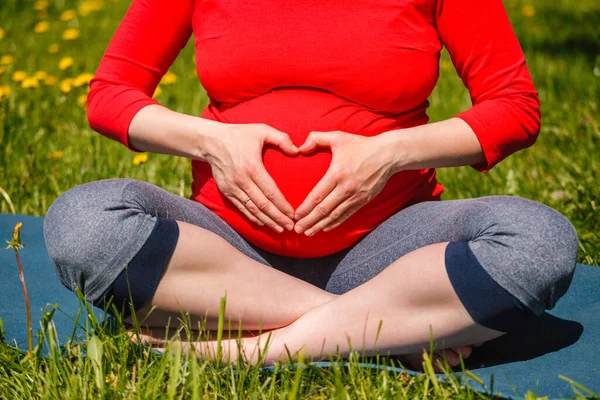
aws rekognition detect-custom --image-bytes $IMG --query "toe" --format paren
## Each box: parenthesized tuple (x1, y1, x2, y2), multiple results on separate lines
(440, 349, 460, 367)
(452, 345, 472, 359)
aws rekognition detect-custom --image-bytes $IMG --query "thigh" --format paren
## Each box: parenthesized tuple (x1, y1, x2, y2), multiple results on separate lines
(261, 198, 493, 291)
(323, 196, 578, 314)
(116, 178, 268, 264)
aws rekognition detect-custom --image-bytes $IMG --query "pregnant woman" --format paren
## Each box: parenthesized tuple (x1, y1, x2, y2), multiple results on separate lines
(44, 0, 579, 367)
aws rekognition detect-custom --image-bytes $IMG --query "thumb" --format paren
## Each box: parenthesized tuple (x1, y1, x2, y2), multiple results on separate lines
(298, 131, 337, 154)
(264, 128, 299, 156)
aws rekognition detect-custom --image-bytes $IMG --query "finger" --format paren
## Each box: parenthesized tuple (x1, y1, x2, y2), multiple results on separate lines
(264, 127, 299, 156)
(305, 200, 359, 236)
(237, 181, 290, 232)
(251, 166, 296, 223)
(322, 203, 362, 233)
(295, 186, 347, 235)
(298, 131, 338, 154)
(294, 170, 338, 222)
(236, 197, 285, 233)
(228, 195, 265, 227)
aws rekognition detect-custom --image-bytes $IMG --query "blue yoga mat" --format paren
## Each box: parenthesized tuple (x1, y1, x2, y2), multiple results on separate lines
(1, 213, 599, 399)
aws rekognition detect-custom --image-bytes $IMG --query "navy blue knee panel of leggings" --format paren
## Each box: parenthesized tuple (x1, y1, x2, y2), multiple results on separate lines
(97, 217, 534, 333)
(96, 217, 180, 320)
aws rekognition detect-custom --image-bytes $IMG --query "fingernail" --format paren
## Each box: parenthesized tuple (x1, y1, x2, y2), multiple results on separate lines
(294, 225, 304, 234)
(305, 229, 314, 237)
(275, 226, 284, 233)
(285, 223, 294, 231)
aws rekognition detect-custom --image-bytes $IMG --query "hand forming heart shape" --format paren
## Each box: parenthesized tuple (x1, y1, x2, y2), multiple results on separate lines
(292, 130, 401, 236)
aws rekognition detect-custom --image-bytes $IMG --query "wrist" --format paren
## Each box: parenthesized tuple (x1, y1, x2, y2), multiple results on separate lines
(377, 130, 418, 174)
(377, 118, 486, 171)
(128, 104, 230, 162)
(192, 118, 227, 164)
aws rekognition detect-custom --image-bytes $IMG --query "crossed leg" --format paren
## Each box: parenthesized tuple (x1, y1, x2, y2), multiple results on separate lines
(123, 221, 336, 332)
(126, 230, 500, 368)
(45, 179, 578, 370)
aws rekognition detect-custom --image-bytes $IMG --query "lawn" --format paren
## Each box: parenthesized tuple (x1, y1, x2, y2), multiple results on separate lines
(0, 0, 598, 398)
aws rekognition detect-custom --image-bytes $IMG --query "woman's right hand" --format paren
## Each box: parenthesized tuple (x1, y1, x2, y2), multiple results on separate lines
(205, 123, 298, 232)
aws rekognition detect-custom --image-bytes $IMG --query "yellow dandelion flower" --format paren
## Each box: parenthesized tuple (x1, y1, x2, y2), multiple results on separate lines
(78, 0, 105, 16)
(49, 151, 64, 159)
(34, 0, 49, 11)
(152, 86, 162, 98)
(521, 5, 535, 17)
(62, 28, 79, 40)
(133, 153, 148, 165)
(77, 94, 88, 108)
(1, 54, 14, 65)
(12, 71, 27, 82)
(0, 66, 6, 75)
(34, 71, 48, 80)
(58, 57, 74, 70)
(0, 28, 4, 40)
(59, 78, 73, 94)
(34, 21, 50, 33)
(48, 43, 60, 54)
(21, 77, 39, 89)
(160, 71, 178, 85)
(44, 75, 58, 86)
(60, 10, 76, 22)
(0, 86, 13, 99)
(73, 72, 94, 87)
(7, 222, 23, 250)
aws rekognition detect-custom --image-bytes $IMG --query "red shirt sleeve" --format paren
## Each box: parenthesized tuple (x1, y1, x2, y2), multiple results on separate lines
(436, 0, 541, 172)
(87, 0, 194, 151)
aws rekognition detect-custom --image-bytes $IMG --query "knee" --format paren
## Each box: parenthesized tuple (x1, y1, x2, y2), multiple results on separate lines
(44, 182, 103, 293)
(43, 179, 141, 294)
(492, 196, 579, 310)
(44, 186, 84, 293)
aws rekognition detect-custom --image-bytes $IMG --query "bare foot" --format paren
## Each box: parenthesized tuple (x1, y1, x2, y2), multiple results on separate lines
(394, 345, 475, 372)
(128, 329, 485, 371)
(126, 326, 261, 347)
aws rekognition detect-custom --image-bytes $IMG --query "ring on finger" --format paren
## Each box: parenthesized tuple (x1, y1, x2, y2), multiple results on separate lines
(243, 197, 251, 205)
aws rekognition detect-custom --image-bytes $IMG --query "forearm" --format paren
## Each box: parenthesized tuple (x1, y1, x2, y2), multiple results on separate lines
(380, 118, 486, 173)
(128, 104, 222, 162)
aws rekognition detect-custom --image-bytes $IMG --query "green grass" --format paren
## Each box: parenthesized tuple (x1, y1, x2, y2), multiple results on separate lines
(0, 290, 514, 400)
(1, 0, 599, 398)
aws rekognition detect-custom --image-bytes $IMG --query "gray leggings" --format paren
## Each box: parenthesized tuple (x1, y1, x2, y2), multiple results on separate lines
(43, 179, 579, 331)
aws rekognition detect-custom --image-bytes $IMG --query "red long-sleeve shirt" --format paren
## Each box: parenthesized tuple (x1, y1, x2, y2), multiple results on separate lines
(88, 0, 540, 257)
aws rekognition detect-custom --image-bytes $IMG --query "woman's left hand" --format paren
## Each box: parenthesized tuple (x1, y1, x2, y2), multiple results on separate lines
(294, 130, 402, 236)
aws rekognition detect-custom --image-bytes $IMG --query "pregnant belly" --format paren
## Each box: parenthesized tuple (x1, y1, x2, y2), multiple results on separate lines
(191, 88, 443, 257)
